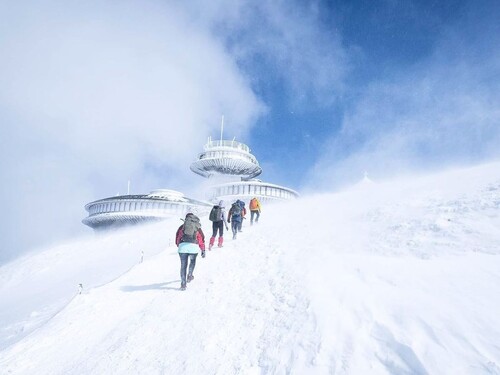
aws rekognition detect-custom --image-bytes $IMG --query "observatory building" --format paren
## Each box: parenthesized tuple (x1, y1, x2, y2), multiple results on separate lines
(205, 179, 298, 204)
(190, 138, 262, 180)
(82, 189, 211, 230)
(192, 137, 298, 204)
(83, 134, 298, 230)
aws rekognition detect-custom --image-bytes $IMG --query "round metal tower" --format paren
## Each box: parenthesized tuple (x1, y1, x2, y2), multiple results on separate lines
(82, 121, 298, 231)
(190, 138, 262, 180)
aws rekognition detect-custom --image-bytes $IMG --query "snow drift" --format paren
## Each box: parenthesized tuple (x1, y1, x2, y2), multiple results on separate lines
(1, 161, 500, 374)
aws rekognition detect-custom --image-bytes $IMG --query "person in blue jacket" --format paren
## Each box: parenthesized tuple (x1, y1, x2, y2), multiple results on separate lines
(227, 200, 246, 239)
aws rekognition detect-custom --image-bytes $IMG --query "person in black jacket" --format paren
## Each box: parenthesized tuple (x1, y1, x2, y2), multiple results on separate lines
(208, 200, 229, 250)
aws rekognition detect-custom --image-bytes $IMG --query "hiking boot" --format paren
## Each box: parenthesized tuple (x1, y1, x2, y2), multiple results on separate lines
(209, 237, 215, 250)
(218, 237, 224, 248)
(187, 275, 194, 283)
(180, 283, 186, 290)
(232, 233, 237, 240)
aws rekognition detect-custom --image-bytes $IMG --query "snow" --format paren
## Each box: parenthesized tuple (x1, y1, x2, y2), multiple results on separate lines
(1, 161, 500, 374)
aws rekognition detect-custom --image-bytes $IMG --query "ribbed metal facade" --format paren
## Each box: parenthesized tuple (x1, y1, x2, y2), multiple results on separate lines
(207, 180, 299, 204)
(83, 137, 298, 230)
(190, 139, 262, 179)
(83, 190, 211, 230)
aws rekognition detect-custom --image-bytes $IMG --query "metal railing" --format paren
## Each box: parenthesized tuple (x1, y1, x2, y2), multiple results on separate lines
(197, 150, 259, 165)
(204, 140, 250, 152)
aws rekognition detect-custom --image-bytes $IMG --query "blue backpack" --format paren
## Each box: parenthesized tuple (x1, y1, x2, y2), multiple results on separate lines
(231, 203, 242, 218)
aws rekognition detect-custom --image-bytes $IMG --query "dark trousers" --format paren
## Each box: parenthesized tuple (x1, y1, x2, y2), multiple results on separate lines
(212, 220, 224, 237)
(179, 253, 197, 286)
(250, 210, 260, 224)
(231, 220, 240, 236)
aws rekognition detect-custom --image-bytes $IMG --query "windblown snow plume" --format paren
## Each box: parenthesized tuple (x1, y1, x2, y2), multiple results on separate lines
(1, 161, 499, 374)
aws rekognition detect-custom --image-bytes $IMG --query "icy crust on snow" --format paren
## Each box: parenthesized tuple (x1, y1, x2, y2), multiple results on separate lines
(1, 161, 500, 374)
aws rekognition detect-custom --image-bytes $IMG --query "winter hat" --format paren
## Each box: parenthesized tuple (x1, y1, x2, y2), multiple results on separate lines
(218, 200, 224, 207)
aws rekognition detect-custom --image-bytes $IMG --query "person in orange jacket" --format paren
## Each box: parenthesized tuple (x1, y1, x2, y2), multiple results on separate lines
(249, 197, 261, 225)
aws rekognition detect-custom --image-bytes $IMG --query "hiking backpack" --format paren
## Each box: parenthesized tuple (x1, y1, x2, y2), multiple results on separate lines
(209, 206, 223, 222)
(231, 203, 242, 218)
(182, 214, 201, 243)
(250, 198, 258, 210)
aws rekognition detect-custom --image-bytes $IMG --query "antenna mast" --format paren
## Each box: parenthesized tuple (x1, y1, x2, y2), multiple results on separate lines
(220, 115, 224, 142)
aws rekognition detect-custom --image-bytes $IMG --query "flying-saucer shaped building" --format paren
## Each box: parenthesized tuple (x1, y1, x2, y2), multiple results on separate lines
(82, 189, 210, 230)
(191, 137, 299, 204)
(190, 138, 262, 180)
(83, 134, 298, 230)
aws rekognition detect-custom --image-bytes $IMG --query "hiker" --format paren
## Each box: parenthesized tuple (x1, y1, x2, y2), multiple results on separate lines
(237, 200, 247, 232)
(228, 200, 246, 239)
(249, 197, 261, 225)
(208, 200, 229, 250)
(175, 213, 205, 290)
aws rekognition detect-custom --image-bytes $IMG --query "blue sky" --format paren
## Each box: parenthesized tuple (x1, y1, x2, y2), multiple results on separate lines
(0, 0, 499, 261)
(241, 0, 500, 189)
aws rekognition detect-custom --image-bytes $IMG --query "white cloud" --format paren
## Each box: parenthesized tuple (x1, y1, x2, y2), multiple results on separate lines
(306, 23, 500, 191)
(0, 1, 264, 261)
(186, 0, 349, 108)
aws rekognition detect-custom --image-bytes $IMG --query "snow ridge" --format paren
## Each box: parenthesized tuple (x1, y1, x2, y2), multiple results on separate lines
(1, 161, 500, 374)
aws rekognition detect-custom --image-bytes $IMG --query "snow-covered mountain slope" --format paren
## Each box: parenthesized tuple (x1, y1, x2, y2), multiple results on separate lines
(0, 221, 177, 351)
(1, 161, 500, 374)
